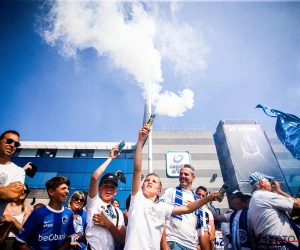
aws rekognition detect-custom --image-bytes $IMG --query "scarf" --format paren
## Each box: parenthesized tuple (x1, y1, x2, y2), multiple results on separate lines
(171, 186, 205, 231)
(229, 207, 251, 249)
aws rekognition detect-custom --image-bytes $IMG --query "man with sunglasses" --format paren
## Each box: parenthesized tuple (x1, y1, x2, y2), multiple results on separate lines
(0, 130, 25, 219)
(207, 190, 255, 250)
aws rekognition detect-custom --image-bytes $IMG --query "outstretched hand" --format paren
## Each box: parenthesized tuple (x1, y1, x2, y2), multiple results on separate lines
(23, 162, 32, 171)
(109, 145, 119, 159)
(209, 191, 220, 202)
(138, 125, 150, 142)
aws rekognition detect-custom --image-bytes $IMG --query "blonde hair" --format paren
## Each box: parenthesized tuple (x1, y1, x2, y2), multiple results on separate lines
(67, 191, 85, 210)
(144, 172, 162, 189)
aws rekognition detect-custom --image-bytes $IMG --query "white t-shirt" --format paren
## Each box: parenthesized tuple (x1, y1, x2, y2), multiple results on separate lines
(203, 206, 213, 221)
(124, 189, 173, 250)
(85, 195, 124, 250)
(0, 163, 25, 218)
(249, 190, 297, 247)
(203, 207, 214, 232)
(221, 222, 231, 250)
(159, 187, 199, 249)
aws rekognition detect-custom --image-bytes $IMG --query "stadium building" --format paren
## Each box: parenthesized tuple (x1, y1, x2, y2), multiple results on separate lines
(12, 120, 300, 212)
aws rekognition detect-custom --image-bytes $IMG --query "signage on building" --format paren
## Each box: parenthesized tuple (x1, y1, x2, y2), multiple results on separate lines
(165, 151, 191, 177)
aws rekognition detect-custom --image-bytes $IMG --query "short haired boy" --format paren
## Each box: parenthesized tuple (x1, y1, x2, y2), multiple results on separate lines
(13, 176, 75, 250)
(124, 125, 220, 250)
(85, 146, 126, 250)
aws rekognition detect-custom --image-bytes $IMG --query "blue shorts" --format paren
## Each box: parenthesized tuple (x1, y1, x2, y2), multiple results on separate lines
(167, 241, 193, 250)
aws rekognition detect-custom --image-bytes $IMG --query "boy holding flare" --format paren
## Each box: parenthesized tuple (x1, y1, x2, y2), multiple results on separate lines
(124, 124, 221, 250)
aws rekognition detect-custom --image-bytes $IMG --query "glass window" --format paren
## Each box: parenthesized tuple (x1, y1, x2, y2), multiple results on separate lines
(26, 172, 57, 189)
(39, 172, 58, 188)
(126, 152, 133, 159)
(11, 157, 32, 168)
(45, 158, 61, 172)
(114, 159, 128, 173)
(31, 158, 50, 172)
(12, 148, 22, 157)
(125, 174, 133, 190)
(117, 178, 126, 191)
(118, 152, 126, 159)
(82, 173, 92, 189)
(69, 173, 84, 189)
(59, 159, 74, 172)
(72, 159, 88, 173)
(74, 149, 94, 158)
(25, 172, 44, 188)
(122, 150, 134, 159)
(86, 159, 105, 173)
(36, 149, 57, 157)
(87, 150, 94, 158)
(126, 159, 134, 174)
(57, 173, 71, 183)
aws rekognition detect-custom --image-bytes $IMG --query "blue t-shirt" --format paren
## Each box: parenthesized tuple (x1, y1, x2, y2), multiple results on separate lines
(16, 205, 75, 250)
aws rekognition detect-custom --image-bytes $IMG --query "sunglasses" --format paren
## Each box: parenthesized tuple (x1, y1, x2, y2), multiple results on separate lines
(23, 189, 30, 194)
(73, 197, 84, 203)
(3, 138, 21, 148)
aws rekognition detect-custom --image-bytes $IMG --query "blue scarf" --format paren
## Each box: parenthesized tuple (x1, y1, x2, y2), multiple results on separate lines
(172, 186, 205, 229)
(229, 207, 253, 249)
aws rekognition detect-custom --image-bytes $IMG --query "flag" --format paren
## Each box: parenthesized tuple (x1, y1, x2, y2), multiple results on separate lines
(256, 104, 300, 160)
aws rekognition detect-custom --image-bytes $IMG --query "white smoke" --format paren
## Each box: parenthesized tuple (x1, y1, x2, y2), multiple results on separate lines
(37, 1, 208, 117)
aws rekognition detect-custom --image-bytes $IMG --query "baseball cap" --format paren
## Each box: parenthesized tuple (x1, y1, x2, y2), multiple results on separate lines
(229, 190, 245, 202)
(249, 172, 274, 185)
(99, 173, 118, 186)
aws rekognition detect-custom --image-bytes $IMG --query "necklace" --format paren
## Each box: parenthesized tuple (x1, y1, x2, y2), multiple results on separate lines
(10, 204, 19, 215)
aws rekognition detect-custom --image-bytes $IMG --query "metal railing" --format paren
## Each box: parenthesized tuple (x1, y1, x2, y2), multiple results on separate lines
(155, 125, 211, 131)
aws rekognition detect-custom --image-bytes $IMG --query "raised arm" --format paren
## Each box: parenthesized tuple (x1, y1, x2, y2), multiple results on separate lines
(172, 191, 219, 216)
(88, 146, 118, 199)
(271, 181, 300, 215)
(207, 202, 227, 222)
(132, 125, 150, 196)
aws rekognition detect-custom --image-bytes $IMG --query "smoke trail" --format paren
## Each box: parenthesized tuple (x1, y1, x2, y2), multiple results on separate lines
(37, 1, 208, 117)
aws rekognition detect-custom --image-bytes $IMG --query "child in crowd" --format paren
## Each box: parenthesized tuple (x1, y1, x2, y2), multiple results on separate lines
(85, 146, 126, 250)
(13, 176, 75, 250)
(124, 125, 220, 250)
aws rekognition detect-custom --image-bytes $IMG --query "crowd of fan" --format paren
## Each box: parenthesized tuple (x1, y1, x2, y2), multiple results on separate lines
(0, 127, 299, 250)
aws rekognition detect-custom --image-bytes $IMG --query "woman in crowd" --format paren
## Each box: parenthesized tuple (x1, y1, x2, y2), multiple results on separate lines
(112, 199, 120, 208)
(67, 191, 87, 250)
(2, 183, 32, 249)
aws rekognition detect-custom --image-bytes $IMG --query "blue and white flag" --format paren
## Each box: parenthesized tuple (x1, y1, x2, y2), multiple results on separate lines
(256, 104, 300, 160)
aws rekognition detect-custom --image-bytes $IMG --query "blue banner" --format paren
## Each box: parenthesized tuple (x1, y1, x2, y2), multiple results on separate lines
(256, 104, 300, 160)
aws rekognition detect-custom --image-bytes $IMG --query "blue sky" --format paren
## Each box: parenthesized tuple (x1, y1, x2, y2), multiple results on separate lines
(1, 1, 300, 143)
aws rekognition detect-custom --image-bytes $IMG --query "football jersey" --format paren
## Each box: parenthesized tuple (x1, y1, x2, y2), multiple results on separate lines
(16, 205, 75, 250)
